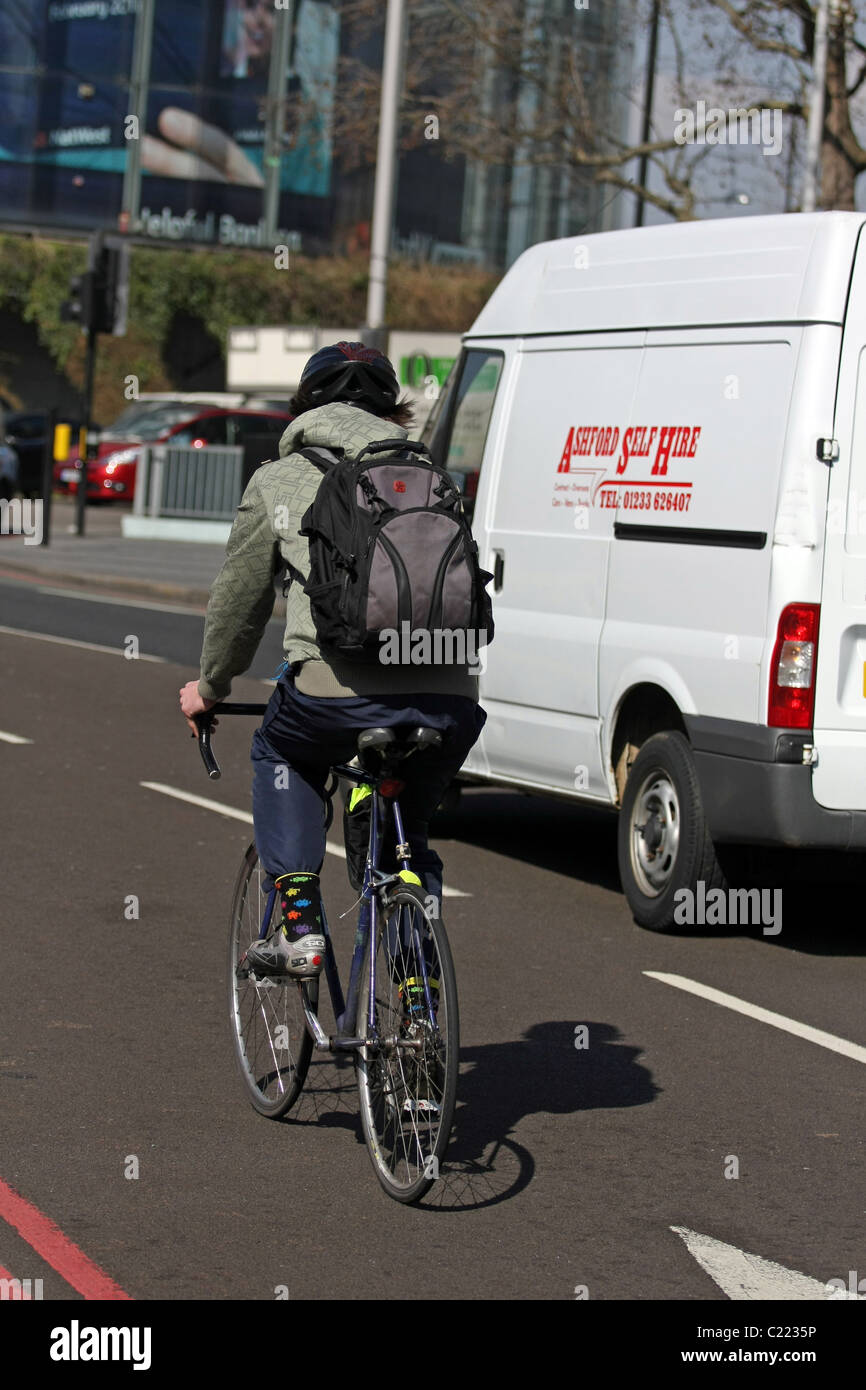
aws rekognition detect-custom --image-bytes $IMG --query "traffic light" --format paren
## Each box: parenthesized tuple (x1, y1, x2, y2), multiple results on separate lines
(60, 271, 94, 329)
(91, 244, 129, 335)
(59, 242, 129, 336)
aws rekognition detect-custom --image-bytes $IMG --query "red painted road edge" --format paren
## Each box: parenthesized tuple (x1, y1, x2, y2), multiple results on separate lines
(0, 1263, 33, 1298)
(0, 1178, 131, 1300)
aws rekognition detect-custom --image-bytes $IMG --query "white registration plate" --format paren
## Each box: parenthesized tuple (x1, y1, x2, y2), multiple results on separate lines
(60, 469, 79, 482)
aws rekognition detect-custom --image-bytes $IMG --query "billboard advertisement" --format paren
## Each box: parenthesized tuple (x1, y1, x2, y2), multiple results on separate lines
(0, 0, 339, 246)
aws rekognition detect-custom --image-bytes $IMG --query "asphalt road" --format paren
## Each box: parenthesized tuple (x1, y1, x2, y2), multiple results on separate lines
(1, 575, 864, 1309)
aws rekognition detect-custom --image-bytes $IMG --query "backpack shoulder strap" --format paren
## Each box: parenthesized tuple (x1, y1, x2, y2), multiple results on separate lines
(295, 445, 344, 475)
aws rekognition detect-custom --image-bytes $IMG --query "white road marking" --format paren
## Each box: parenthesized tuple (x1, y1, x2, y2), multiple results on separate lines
(0, 625, 165, 662)
(142, 782, 253, 824)
(0, 730, 33, 745)
(672, 1226, 858, 1300)
(645, 971, 866, 1066)
(141, 781, 470, 896)
(41, 587, 208, 617)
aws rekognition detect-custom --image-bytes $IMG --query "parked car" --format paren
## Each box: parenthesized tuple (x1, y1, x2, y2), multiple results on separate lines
(56, 406, 292, 501)
(425, 211, 866, 932)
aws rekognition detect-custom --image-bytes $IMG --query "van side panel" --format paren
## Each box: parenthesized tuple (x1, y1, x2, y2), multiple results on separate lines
(600, 333, 799, 737)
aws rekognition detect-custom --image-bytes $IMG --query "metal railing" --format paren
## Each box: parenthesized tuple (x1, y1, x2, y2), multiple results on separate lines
(133, 444, 245, 520)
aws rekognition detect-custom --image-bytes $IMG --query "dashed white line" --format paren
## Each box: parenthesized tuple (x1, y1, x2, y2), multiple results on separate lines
(645, 971, 866, 1065)
(0, 730, 33, 745)
(0, 625, 165, 662)
(141, 781, 470, 896)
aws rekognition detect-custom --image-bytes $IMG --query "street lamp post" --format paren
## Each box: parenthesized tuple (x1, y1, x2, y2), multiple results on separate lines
(263, 4, 295, 246)
(364, 0, 406, 345)
(802, 0, 831, 212)
(120, 0, 156, 232)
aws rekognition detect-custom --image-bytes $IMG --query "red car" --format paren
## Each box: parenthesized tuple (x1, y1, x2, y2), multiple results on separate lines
(55, 406, 293, 500)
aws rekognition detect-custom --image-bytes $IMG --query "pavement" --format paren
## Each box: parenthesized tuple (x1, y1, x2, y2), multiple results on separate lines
(0, 497, 233, 607)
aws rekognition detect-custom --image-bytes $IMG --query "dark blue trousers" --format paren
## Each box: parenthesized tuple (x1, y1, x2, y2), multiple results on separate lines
(250, 674, 486, 906)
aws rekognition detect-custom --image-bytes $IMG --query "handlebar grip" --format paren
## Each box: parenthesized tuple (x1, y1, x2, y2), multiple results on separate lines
(194, 712, 221, 780)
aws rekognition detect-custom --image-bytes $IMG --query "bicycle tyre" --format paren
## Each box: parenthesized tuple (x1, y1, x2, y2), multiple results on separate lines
(355, 882, 459, 1203)
(228, 844, 317, 1118)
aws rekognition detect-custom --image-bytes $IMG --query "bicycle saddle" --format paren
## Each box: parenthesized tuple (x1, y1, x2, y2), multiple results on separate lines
(356, 726, 443, 759)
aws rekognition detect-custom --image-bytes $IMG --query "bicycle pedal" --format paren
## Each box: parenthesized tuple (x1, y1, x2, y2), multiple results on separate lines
(248, 972, 290, 989)
(402, 1098, 441, 1116)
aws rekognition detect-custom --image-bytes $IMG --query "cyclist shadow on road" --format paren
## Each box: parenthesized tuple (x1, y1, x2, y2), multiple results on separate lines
(287, 1018, 658, 1212)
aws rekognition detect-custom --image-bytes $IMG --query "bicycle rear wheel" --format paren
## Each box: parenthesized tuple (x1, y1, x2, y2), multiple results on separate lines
(228, 845, 316, 1118)
(356, 882, 458, 1203)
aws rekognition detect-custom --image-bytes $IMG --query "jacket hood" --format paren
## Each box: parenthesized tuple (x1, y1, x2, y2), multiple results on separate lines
(278, 403, 408, 459)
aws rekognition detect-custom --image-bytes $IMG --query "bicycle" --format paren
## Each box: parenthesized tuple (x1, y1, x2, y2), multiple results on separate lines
(193, 703, 459, 1204)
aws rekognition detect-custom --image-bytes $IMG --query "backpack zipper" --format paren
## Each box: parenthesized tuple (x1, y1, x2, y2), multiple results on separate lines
(427, 528, 463, 629)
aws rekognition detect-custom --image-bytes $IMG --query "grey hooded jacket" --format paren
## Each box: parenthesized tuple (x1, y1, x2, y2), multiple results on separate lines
(198, 402, 478, 701)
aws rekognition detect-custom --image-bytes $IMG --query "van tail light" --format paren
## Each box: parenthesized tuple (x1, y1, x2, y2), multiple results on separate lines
(465, 470, 479, 500)
(768, 603, 820, 728)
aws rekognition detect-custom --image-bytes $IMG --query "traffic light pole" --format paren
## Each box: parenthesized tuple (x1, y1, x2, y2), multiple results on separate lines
(75, 228, 104, 537)
(60, 230, 129, 535)
(75, 324, 98, 537)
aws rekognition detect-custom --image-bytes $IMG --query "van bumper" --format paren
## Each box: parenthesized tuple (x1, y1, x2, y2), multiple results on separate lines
(685, 715, 866, 850)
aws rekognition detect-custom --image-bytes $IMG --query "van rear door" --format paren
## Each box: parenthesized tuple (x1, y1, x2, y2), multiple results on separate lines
(813, 228, 866, 811)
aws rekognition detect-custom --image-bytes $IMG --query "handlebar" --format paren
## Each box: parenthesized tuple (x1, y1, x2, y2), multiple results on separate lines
(193, 702, 267, 780)
(193, 700, 338, 830)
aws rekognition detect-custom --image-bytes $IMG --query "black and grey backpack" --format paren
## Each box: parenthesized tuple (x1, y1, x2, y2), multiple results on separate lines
(297, 438, 494, 664)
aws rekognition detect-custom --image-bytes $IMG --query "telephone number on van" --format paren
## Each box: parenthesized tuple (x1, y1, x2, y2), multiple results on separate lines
(614, 488, 692, 511)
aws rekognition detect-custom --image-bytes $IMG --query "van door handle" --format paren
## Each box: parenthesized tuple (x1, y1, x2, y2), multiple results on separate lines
(492, 549, 504, 591)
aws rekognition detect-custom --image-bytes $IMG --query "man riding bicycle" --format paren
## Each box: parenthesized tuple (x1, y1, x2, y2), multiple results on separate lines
(179, 342, 486, 979)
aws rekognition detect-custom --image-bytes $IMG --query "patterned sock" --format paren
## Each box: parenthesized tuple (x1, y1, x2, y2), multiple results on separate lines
(275, 872, 322, 937)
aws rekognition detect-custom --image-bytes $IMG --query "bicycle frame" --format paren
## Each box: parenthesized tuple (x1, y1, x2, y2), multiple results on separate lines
(194, 704, 439, 1062)
(294, 758, 432, 1059)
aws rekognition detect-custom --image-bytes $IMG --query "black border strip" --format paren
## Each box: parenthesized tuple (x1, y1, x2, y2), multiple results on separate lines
(614, 522, 767, 549)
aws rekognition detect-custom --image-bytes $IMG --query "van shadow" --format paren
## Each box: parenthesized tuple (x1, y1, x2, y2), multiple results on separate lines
(700, 846, 866, 958)
(436, 789, 866, 959)
(433, 787, 622, 894)
(287, 1019, 659, 1211)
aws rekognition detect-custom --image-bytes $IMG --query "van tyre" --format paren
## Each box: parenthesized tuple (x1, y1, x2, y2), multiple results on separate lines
(617, 730, 725, 932)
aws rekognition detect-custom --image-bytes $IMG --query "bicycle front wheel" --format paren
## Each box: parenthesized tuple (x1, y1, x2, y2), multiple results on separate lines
(356, 883, 458, 1203)
(228, 845, 316, 1118)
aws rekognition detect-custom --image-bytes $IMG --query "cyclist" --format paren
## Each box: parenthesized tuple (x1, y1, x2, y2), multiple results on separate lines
(179, 342, 486, 978)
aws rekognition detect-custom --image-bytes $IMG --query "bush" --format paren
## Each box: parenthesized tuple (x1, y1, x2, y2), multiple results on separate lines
(0, 234, 498, 422)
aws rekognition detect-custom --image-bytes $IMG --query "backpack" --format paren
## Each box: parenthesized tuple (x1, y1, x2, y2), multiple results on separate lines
(296, 438, 494, 665)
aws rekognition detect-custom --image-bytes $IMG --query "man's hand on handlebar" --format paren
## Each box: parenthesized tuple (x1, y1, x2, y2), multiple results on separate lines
(179, 680, 218, 737)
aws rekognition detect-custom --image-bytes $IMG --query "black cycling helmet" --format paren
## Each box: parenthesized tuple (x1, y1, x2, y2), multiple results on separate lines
(298, 341, 399, 412)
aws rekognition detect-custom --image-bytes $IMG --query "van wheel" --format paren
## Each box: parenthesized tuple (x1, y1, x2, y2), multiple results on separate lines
(617, 730, 725, 932)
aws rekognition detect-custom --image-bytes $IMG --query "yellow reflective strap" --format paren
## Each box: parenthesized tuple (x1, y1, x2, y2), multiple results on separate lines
(397, 869, 422, 886)
(348, 784, 373, 812)
(401, 977, 440, 992)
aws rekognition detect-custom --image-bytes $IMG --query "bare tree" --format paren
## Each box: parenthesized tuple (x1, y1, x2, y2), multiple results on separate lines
(328, 0, 866, 226)
(702, 0, 866, 209)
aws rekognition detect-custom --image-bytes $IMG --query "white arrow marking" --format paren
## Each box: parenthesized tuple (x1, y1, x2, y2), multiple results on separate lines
(0, 730, 33, 745)
(645, 971, 866, 1065)
(140, 782, 469, 896)
(672, 1226, 859, 1300)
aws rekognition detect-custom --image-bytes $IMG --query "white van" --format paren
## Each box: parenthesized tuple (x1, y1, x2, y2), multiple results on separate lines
(421, 212, 866, 930)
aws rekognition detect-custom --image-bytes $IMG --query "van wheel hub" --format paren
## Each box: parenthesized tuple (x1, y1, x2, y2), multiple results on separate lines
(630, 773, 680, 896)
